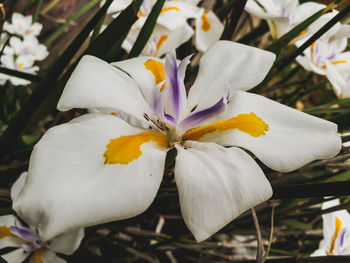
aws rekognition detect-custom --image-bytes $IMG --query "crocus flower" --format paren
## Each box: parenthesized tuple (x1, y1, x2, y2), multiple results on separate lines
(244, 0, 326, 39)
(4, 13, 43, 38)
(0, 172, 84, 263)
(4, 36, 49, 63)
(312, 199, 350, 256)
(0, 55, 39, 86)
(14, 41, 341, 243)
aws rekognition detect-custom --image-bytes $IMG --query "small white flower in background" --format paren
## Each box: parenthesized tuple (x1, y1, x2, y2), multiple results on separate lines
(0, 12, 48, 86)
(312, 199, 350, 256)
(13, 41, 341, 243)
(0, 172, 84, 263)
(295, 23, 350, 98)
(0, 55, 39, 86)
(106, 0, 224, 55)
(244, 0, 329, 39)
(4, 13, 42, 38)
(123, 23, 194, 57)
(4, 36, 49, 63)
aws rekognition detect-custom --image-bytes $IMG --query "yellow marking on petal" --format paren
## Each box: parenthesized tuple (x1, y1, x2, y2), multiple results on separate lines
(104, 131, 169, 165)
(33, 248, 46, 263)
(296, 30, 308, 38)
(310, 41, 316, 63)
(144, 59, 165, 84)
(321, 60, 347, 69)
(156, 35, 168, 52)
(0, 226, 17, 238)
(111, 112, 118, 116)
(161, 7, 180, 13)
(26, 29, 35, 35)
(182, 112, 269, 141)
(160, 82, 166, 92)
(327, 217, 342, 255)
(201, 12, 211, 32)
(18, 62, 24, 70)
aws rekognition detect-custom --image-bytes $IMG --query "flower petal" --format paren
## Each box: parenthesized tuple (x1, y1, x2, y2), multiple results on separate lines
(163, 51, 187, 122)
(187, 41, 276, 112)
(196, 91, 341, 172)
(0, 215, 24, 249)
(57, 55, 151, 122)
(48, 228, 84, 255)
(157, 1, 203, 30)
(2, 248, 28, 263)
(33, 249, 66, 263)
(155, 23, 194, 57)
(174, 141, 272, 242)
(112, 56, 164, 104)
(11, 172, 27, 201)
(195, 11, 224, 52)
(13, 113, 167, 240)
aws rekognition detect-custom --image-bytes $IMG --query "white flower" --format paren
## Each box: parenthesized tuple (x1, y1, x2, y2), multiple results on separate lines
(295, 23, 350, 98)
(0, 172, 84, 263)
(105, 0, 133, 15)
(194, 10, 224, 52)
(312, 199, 350, 256)
(123, 23, 194, 57)
(4, 36, 48, 62)
(13, 41, 341, 243)
(4, 13, 42, 38)
(0, 55, 39, 86)
(120, 0, 223, 56)
(245, 0, 327, 39)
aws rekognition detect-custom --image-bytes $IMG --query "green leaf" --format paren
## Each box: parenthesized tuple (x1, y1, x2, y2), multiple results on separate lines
(265, 8, 326, 54)
(0, 67, 42, 82)
(86, 0, 142, 59)
(128, 0, 166, 58)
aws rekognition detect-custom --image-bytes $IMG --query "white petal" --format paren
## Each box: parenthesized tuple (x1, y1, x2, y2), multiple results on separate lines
(291, 2, 325, 25)
(57, 55, 151, 122)
(174, 141, 272, 242)
(11, 172, 28, 201)
(156, 24, 194, 57)
(48, 228, 84, 255)
(325, 62, 348, 98)
(195, 11, 224, 52)
(2, 248, 28, 263)
(13, 113, 167, 240)
(0, 215, 24, 249)
(29, 250, 66, 263)
(336, 24, 350, 38)
(187, 41, 276, 112)
(200, 91, 341, 172)
(106, 0, 132, 14)
(244, 0, 281, 20)
(112, 56, 164, 104)
(157, 2, 203, 30)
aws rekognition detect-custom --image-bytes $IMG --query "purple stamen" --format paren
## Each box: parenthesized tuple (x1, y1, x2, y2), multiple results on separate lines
(180, 97, 227, 130)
